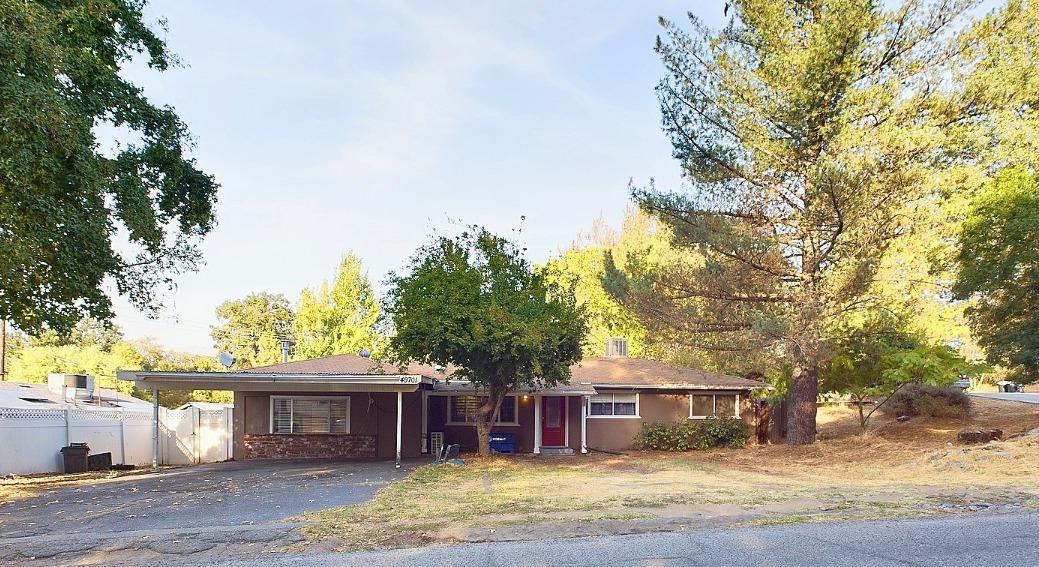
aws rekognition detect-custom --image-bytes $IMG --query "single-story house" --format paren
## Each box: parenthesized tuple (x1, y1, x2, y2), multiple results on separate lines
(118, 346, 766, 466)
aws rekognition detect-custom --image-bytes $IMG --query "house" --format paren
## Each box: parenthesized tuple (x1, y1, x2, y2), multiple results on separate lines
(0, 374, 152, 413)
(117, 341, 767, 466)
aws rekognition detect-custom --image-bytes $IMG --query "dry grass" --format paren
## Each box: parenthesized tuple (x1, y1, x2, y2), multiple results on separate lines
(303, 397, 1039, 550)
(0, 469, 156, 503)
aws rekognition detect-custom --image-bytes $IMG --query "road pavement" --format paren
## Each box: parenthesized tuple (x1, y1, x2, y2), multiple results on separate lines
(180, 509, 1039, 567)
(971, 392, 1039, 405)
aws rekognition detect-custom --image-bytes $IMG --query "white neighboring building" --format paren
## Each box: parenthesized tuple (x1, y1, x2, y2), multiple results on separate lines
(0, 375, 232, 475)
(0, 374, 153, 412)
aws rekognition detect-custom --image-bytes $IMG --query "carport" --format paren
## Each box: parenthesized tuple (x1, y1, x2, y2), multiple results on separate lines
(118, 365, 434, 468)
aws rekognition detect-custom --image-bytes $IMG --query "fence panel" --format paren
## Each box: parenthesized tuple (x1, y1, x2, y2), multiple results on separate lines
(0, 406, 232, 475)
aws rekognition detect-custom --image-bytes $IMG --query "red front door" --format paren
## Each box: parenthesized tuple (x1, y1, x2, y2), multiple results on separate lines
(541, 396, 567, 447)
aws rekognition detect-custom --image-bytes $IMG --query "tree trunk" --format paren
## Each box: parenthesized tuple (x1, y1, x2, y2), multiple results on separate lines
(787, 363, 818, 445)
(474, 389, 506, 456)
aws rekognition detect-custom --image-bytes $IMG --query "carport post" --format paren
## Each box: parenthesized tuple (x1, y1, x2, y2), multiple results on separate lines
(395, 390, 403, 468)
(151, 387, 159, 471)
(580, 395, 588, 454)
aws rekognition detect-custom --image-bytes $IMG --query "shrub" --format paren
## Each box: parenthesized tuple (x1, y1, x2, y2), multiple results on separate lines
(882, 384, 972, 418)
(633, 418, 749, 451)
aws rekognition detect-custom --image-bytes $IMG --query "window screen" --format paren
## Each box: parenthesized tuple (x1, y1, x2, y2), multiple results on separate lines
(449, 396, 517, 424)
(690, 395, 714, 417)
(588, 393, 637, 416)
(271, 397, 350, 434)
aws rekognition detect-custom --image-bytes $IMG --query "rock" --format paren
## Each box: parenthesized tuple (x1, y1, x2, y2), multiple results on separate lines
(897, 415, 911, 422)
(957, 428, 1003, 444)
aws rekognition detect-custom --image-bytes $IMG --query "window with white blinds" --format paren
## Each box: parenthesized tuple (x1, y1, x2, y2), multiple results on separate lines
(271, 396, 351, 434)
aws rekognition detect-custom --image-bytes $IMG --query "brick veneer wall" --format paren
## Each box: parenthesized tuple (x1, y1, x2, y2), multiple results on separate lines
(243, 434, 377, 459)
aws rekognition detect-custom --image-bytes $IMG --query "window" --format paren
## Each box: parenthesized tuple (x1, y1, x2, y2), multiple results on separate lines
(447, 396, 518, 425)
(271, 396, 350, 434)
(588, 393, 639, 417)
(688, 393, 740, 419)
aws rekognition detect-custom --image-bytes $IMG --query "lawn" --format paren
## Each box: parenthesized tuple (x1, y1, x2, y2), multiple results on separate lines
(303, 397, 1039, 550)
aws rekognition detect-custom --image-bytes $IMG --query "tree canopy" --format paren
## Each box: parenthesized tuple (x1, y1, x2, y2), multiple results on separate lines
(607, 0, 1011, 444)
(211, 292, 295, 369)
(386, 227, 587, 455)
(953, 168, 1039, 381)
(294, 253, 385, 359)
(0, 0, 218, 336)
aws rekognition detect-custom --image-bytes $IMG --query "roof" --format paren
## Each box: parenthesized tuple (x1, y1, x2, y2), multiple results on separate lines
(244, 353, 446, 379)
(433, 381, 597, 396)
(0, 381, 152, 411)
(176, 401, 233, 411)
(571, 357, 766, 390)
(119, 353, 766, 393)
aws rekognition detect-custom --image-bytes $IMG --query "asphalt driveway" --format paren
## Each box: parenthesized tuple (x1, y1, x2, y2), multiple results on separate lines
(0, 459, 415, 564)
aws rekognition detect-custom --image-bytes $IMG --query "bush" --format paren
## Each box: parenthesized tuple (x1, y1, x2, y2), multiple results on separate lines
(882, 384, 972, 418)
(634, 418, 749, 451)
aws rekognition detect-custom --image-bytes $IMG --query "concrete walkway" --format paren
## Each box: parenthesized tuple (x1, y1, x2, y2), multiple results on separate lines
(971, 392, 1039, 404)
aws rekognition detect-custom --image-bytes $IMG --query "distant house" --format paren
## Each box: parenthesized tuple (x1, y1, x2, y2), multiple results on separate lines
(0, 374, 152, 413)
(118, 339, 766, 465)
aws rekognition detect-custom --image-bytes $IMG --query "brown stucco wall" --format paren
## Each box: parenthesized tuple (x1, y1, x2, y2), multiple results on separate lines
(586, 389, 755, 452)
(232, 390, 423, 461)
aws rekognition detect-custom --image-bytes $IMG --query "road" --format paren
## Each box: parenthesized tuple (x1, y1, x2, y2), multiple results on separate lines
(185, 510, 1039, 567)
(971, 392, 1039, 405)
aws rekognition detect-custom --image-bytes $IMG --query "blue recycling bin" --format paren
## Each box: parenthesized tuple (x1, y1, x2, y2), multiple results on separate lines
(489, 431, 516, 454)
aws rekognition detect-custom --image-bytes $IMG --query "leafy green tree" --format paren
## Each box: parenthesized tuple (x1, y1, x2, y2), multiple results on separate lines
(542, 209, 659, 358)
(0, 0, 218, 336)
(821, 314, 983, 431)
(211, 292, 295, 369)
(609, 0, 1008, 444)
(953, 168, 1039, 382)
(294, 253, 385, 359)
(386, 227, 587, 455)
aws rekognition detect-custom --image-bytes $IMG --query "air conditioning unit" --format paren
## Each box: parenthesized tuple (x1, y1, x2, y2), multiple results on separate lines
(47, 373, 94, 399)
(430, 432, 444, 458)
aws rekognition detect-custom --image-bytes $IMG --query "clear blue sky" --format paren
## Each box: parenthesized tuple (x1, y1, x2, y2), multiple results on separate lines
(112, 1, 726, 354)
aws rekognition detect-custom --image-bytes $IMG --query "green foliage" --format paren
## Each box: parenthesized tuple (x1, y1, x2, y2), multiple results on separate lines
(541, 209, 659, 358)
(8, 321, 227, 408)
(608, 1, 1022, 444)
(294, 253, 386, 359)
(386, 227, 587, 454)
(953, 168, 1039, 382)
(211, 292, 295, 369)
(634, 418, 749, 451)
(0, 0, 218, 335)
(882, 384, 972, 419)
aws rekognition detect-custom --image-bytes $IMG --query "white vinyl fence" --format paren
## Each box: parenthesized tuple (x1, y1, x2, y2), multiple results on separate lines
(0, 406, 233, 475)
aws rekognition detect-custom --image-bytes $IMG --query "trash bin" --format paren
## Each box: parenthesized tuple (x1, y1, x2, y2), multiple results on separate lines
(489, 431, 516, 454)
(60, 443, 90, 473)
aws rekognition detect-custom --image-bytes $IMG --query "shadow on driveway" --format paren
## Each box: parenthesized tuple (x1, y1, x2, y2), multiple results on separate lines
(0, 459, 418, 539)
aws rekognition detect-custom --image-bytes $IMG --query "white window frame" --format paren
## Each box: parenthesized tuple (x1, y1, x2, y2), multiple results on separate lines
(586, 392, 640, 419)
(445, 395, 520, 426)
(269, 395, 351, 434)
(688, 393, 740, 419)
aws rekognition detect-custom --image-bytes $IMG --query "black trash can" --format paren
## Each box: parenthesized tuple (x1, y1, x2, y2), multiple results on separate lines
(60, 443, 90, 473)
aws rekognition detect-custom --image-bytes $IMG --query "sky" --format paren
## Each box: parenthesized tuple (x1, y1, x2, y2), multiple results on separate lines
(111, 1, 727, 354)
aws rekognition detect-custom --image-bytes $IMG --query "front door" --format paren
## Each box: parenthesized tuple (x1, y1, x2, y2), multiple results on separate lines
(541, 396, 567, 447)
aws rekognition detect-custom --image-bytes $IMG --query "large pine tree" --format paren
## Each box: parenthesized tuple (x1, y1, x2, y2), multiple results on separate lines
(610, 0, 999, 444)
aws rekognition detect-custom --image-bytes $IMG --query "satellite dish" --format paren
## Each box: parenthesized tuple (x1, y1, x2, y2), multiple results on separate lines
(218, 352, 235, 369)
